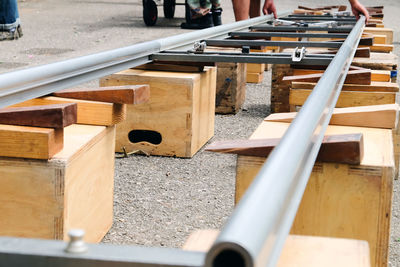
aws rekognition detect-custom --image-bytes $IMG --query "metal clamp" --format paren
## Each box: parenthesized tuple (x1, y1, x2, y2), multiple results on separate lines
(188, 41, 207, 53)
(292, 47, 307, 62)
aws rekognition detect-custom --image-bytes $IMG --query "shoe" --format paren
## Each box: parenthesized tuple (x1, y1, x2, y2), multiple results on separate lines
(181, 13, 214, 29)
(0, 25, 23, 41)
(211, 8, 222, 26)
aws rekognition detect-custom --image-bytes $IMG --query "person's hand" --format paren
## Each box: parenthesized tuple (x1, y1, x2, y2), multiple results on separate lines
(349, 0, 369, 22)
(262, 0, 277, 19)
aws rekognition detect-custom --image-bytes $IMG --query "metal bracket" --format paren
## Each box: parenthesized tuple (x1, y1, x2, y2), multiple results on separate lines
(188, 41, 207, 53)
(292, 47, 307, 62)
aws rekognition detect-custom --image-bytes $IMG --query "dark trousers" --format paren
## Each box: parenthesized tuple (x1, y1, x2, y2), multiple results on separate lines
(0, 0, 20, 30)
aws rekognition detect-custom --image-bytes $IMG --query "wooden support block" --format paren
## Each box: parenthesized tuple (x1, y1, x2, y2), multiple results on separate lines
(291, 81, 399, 92)
(215, 62, 247, 114)
(373, 35, 387, 44)
(10, 96, 126, 126)
(369, 44, 394, 53)
(283, 69, 371, 85)
(352, 52, 398, 70)
(0, 125, 63, 159)
(53, 85, 150, 104)
(246, 72, 264, 83)
(290, 89, 396, 108)
(247, 63, 265, 73)
(183, 230, 371, 267)
(100, 67, 216, 157)
(0, 124, 115, 242)
(363, 27, 393, 44)
(0, 103, 77, 128)
(235, 121, 393, 267)
(355, 47, 371, 58)
(206, 133, 363, 164)
(371, 70, 391, 82)
(266, 104, 399, 129)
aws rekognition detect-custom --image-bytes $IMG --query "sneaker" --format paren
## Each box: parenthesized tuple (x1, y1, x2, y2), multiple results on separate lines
(181, 13, 214, 29)
(0, 25, 23, 41)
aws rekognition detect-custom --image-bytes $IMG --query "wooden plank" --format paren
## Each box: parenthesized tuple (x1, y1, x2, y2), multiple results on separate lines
(183, 230, 370, 267)
(283, 69, 371, 85)
(291, 81, 399, 92)
(206, 133, 363, 164)
(373, 35, 387, 44)
(10, 96, 126, 126)
(265, 104, 399, 129)
(352, 52, 397, 70)
(355, 47, 371, 58)
(246, 72, 264, 83)
(53, 85, 150, 104)
(0, 124, 63, 159)
(0, 103, 77, 128)
(290, 89, 396, 108)
(247, 63, 265, 73)
(371, 70, 391, 82)
(363, 27, 393, 44)
(369, 44, 394, 53)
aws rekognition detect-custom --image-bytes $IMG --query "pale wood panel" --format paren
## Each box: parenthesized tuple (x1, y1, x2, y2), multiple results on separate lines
(100, 68, 215, 157)
(246, 72, 264, 83)
(10, 96, 126, 126)
(289, 89, 396, 108)
(364, 27, 393, 44)
(291, 81, 398, 92)
(0, 125, 63, 159)
(183, 230, 370, 267)
(352, 52, 398, 70)
(265, 104, 399, 129)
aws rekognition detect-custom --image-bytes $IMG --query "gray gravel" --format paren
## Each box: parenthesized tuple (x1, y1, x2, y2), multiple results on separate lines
(1, 0, 399, 265)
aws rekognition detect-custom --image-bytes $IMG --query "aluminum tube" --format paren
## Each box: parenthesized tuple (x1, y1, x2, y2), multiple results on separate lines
(205, 17, 365, 267)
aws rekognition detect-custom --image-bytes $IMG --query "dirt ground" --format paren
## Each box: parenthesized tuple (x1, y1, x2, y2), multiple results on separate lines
(1, 0, 399, 265)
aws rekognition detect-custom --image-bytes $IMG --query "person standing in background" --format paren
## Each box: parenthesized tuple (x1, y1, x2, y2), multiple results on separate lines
(0, 0, 23, 41)
(232, 0, 369, 21)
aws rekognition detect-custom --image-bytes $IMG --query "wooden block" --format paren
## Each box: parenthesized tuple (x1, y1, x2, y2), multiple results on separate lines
(247, 63, 265, 73)
(373, 35, 387, 44)
(247, 72, 264, 83)
(355, 47, 371, 58)
(10, 96, 126, 126)
(236, 121, 394, 267)
(53, 85, 150, 104)
(183, 230, 370, 267)
(363, 28, 393, 44)
(0, 124, 115, 242)
(100, 67, 216, 157)
(290, 89, 396, 108)
(266, 104, 399, 129)
(292, 81, 398, 92)
(215, 62, 247, 114)
(371, 70, 391, 82)
(369, 44, 394, 53)
(0, 103, 77, 128)
(0, 125, 63, 159)
(283, 69, 371, 85)
(352, 52, 398, 70)
(206, 133, 363, 164)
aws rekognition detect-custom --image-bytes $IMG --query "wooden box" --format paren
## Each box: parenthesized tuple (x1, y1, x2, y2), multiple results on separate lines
(183, 230, 371, 267)
(215, 62, 247, 114)
(100, 67, 216, 157)
(0, 124, 115, 243)
(235, 121, 394, 267)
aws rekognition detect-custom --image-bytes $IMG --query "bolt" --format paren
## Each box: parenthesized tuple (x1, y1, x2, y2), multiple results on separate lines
(64, 229, 88, 254)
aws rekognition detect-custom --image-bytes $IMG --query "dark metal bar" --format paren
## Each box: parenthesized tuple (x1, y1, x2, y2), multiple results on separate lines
(205, 39, 342, 48)
(250, 25, 353, 32)
(280, 16, 356, 21)
(229, 31, 348, 38)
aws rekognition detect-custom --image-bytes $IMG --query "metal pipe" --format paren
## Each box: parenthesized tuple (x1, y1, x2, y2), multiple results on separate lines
(0, 11, 290, 109)
(205, 16, 365, 267)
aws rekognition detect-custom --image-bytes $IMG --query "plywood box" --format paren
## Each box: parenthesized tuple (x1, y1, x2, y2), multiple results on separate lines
(235, 121, 394, 267)
(100, 67, 216, 157)
(183, 230, 371, 267)
(0, 124, 115, 243)
(215, 62, 247, 114)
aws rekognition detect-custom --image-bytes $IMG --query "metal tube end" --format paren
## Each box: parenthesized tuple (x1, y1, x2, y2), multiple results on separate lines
(205, 242, 252, 267)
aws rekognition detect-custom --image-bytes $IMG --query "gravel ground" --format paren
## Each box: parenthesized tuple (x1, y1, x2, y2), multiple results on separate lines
(1, 0, 399, 265)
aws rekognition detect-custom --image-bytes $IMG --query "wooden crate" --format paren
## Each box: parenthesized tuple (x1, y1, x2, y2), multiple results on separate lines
(183, 230, 371, 267)
(0, 124, 115, 243)
(100, 67, 216, 157)
(235, 121, 394, 267)
(215, 62, 247, 114)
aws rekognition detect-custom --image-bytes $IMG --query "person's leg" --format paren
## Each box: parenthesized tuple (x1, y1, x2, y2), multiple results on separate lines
(181, 0, 213, 29)
(232, 0, 250, 21)
(0, 0, 20, 31)
(210, 0, 222, 26)
(249, 0, 261, 18)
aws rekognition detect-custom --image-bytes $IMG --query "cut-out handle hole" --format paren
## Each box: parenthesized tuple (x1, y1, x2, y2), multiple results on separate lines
(128, 130, 162, 145)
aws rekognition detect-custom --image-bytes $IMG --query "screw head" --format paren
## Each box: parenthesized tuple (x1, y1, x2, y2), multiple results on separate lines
(65, 229, 88, 254)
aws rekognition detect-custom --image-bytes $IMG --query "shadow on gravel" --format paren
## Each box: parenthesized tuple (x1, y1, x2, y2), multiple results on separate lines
(241, 104, 271, 118)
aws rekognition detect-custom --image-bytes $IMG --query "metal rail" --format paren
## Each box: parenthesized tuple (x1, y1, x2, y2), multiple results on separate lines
(204, 16, 365, 267)
(0, 11, 364, 267)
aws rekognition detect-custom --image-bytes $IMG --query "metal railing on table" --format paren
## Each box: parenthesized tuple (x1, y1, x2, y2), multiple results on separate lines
(0, 11, 365, 267)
